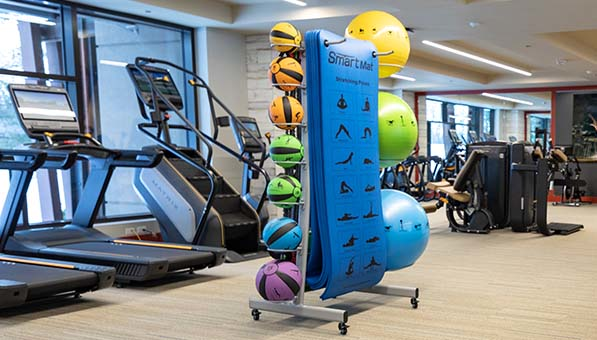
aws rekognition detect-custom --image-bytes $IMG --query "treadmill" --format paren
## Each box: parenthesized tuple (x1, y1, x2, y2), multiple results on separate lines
(0, 149, 115, 309)
(4, 84, 226, 284)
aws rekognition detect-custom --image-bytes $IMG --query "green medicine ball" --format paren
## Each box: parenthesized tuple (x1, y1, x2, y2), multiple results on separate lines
(270, 135, 304, 169)
(267, 175, 302, 208)
(378, 92, 418, 166)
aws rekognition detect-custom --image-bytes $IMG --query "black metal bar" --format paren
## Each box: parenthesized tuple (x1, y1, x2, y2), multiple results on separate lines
(535, 158, 552, 236)
(0, 150, 46, 249)
(70, 159, 115, 228)
(0, 68, 75, 81)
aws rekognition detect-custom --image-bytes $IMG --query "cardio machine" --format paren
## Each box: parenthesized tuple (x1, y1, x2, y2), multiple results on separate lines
(443, 129, 466, 179)
(5, 84, 226, 284)
(126, 59, 269, 262)
(0, 149, 115, 309)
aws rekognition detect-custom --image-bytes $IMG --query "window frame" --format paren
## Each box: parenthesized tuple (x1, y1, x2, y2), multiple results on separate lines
(425, 99, 496, 157)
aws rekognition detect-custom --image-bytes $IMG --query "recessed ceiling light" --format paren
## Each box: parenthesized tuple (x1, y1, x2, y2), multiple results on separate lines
(100, 60, 128, 67)
(422, 40, 532, 77)
(482, 92, 533, 105)
(390, 74, 416, 82)
(283, 0, 307, 6)
(468, 21, 481, 28)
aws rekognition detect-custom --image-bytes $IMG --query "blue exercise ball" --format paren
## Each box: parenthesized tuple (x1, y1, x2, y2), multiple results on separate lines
(381, 189, 429, 271)
(262, 217, 302, 251)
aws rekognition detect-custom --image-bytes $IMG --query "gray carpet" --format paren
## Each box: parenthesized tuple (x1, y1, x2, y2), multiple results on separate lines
(1, 205, 595, 339)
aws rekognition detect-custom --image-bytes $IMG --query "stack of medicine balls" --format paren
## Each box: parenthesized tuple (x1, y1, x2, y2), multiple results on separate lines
(256, 22, 305, 302)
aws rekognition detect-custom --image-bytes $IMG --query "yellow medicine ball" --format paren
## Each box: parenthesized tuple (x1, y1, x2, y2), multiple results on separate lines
(270, 22, 302, 53)
(345, 11, 410, 78)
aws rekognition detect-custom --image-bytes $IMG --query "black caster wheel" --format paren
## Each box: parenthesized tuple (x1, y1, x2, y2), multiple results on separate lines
(74, 293, 81, 299)
(251, 309, 261, 321)
(410, 297, 419, 309)
(338, 322, 349, 335)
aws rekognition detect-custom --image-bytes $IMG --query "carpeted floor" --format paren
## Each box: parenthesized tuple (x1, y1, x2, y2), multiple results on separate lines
(1, 205, 596, 339)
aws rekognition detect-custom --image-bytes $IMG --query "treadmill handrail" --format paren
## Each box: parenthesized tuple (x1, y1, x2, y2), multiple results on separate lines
(42, 150, 78, 170)
(133, 57, 270, 215)
(0, 149, 47, 171)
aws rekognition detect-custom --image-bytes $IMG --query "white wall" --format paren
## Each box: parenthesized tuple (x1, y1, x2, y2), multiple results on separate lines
(245, 34, 294, 218)
(496, 109, 525, 141)
(196, 27, 249, 189)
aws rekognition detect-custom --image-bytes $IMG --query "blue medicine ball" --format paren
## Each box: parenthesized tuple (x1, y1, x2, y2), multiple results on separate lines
(262, 217, 302, 251)
(381, 189, 429, 271)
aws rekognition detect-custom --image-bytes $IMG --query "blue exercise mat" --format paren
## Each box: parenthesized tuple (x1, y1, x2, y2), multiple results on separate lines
(305, 30, 386, 300)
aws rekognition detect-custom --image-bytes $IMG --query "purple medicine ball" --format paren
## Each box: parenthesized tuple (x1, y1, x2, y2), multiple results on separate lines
(255, 259, 302, 301)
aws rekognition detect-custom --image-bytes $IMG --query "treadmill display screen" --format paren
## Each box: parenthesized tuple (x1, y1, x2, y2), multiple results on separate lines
(13, 90, 76, 121)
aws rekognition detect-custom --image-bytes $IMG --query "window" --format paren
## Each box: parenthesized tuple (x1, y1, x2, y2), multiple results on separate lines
(482, 109, 493, 135)
(426, 100, 442, 122)
(0, 0, 195, 225)
(426, 99, 495, 158)
(0, 1, 73, 224)
(77, 12, 194, 218)
(0, 2, 63, 75)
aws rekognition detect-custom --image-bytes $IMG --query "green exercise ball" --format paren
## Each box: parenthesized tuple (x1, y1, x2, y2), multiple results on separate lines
(378, 92, 418, 165)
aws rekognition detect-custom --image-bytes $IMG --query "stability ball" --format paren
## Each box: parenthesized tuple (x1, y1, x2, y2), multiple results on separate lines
(345, 10, 410, 78)
(378, 92, 418, 167)
(381, 189, 429, 271)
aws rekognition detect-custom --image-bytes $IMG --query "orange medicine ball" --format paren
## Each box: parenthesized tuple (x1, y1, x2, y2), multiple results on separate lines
(268, 57, 304, 92)
(268, 95, 304, 130)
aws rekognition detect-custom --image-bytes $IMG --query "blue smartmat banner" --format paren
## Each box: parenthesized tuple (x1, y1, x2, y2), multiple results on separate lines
(305, 30, 386, 300)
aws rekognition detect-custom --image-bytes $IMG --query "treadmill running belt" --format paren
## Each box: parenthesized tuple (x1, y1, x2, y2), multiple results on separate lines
(45, 242, 215, 269)
(1, 262, 97, 300)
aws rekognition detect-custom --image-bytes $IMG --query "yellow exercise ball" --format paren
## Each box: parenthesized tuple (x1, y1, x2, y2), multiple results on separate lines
(345, 11, 410, 78)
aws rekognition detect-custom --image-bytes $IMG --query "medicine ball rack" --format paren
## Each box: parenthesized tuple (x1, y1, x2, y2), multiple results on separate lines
(248, 33, 419, 336)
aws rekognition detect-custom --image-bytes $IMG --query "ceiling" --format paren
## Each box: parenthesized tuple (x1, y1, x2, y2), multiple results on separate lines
(70, 0, 597, 92)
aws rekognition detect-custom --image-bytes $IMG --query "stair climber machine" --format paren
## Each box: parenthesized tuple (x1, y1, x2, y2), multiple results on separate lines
(0, 149, 115, 309)
(6, 84, 226, 285)
(126, 58, 270, 262)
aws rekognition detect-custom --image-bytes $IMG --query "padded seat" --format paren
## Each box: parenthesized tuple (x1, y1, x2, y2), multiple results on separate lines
(426, 179, 451, 191)
(425, 150, 486, 204)
(436, 185, 471, 203)
(421, 203, 438, 214)
(551, 149, 567, 162)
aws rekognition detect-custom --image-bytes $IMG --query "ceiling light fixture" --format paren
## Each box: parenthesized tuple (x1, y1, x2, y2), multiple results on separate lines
(422, 40, 532, 77)
(0, 12, 55, 26)
(481, 92, 534, 105)
(390, 74, 416, 82)
(100, 60, 128, 67)
(283, 0, 307, 6)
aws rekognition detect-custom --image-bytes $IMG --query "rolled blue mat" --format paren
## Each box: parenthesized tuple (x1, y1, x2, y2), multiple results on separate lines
(305, 30, 386, 300)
